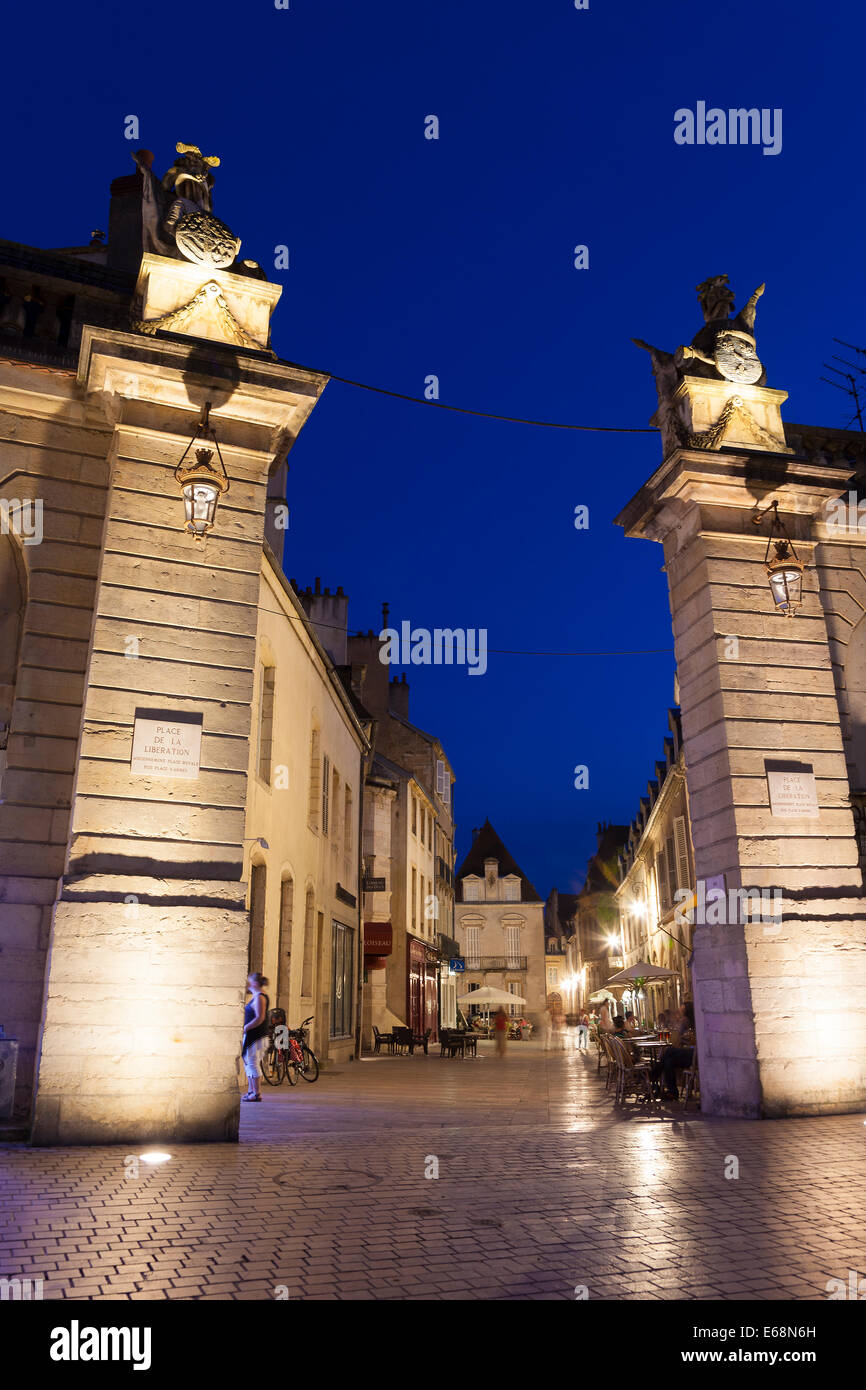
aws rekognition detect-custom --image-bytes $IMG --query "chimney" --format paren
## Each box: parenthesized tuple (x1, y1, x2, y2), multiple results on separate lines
(346, 615, 393, 720)
(296, 582, 349, 666)
(107, 161, 146, 274)
(388, 672, 410, 720)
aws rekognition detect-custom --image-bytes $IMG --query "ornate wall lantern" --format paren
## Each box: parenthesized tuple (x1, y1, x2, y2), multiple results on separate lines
(752, 499, 804, 617)
(174, 402, 230, 541)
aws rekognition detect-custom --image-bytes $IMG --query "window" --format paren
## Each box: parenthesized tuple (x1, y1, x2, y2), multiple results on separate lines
(308, 730, 321, 829)
(257, 664, 276, 783)
(505, 923, 521, 968)
(656, 847, 670, 914)
(248, 863, 266, 976)
(277, 876, 293, 1008)
(331, 766, 340, 850)
(436, 759, 450, 806)
(322, 753, 330, 836)
(463, 879, 480, 902)
(411, 796, 417, 836)
(330, 921, 355, 1038)
(300, 888, 316, 997)
(506, 980, 521, 1016)
(344, 785, 353, 864)
(465, 925, 480, 968)
(412, 867, 417, 929)
(503, 879, 520, 902)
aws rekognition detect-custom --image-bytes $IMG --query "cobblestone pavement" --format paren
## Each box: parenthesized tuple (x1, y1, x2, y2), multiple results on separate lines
(1, 1042, 864, 1301)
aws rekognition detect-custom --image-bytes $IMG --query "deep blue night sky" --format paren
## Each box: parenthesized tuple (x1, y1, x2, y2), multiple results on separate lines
(6, 0, 865, 896)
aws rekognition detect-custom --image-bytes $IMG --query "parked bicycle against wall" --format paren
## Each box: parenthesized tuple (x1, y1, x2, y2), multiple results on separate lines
(261, 1013, 319, 1086)
(283, 1016, 319, 1084)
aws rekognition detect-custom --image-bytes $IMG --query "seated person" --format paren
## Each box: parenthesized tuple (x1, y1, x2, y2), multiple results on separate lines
(611, 1014, 639, 1063)
(652, 1002, 695, 1099)
(623, 1011, 638, 1033)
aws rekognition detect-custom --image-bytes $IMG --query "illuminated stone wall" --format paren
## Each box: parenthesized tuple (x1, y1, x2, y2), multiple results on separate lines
(0, 357, 112, 1119)
(618, 409, 866, 1117)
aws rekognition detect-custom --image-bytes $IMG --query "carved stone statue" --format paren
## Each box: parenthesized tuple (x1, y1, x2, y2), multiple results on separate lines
(634, 275, 769, 453)
(134, 143, 241, 270)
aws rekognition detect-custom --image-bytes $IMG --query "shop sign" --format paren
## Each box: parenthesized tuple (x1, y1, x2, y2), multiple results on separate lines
(364, 923, 392, 955)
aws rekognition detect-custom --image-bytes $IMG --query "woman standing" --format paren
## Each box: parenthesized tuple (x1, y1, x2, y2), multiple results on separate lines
(242, 972, 270, 1102)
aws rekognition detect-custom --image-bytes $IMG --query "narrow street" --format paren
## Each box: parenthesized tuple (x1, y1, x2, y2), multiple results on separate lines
(2, 1043, 863, 1301)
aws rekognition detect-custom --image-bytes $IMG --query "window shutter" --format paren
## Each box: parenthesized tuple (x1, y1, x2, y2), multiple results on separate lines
(437, 759, 450, 805)
(656, 848, 670, 914)
(665, 831, 678, 895)
(466, 925, 480, 966)
(673, 816, 691, 894)
(322, 754, 330, 836)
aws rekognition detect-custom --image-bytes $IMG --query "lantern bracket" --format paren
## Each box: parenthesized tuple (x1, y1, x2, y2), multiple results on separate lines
(174, 401, 230, 494)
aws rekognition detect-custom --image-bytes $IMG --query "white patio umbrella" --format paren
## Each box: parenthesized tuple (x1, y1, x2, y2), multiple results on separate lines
(456, 985, 525, 1031)
(605, 961, 677, 1026)
(456, 985, 525, 1005)
(605, 960, 677, 985)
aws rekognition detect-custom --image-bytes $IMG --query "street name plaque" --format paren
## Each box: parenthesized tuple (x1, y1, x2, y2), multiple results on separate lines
(131, 708, 203, 779)
(766, 761, 819, 818)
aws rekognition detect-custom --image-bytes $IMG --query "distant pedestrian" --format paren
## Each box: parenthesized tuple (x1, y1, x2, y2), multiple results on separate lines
(599, 1001, 614, 1033)
(541, 1007, 553, 1051)
(577, 1011, 590, 1050)
(551, 1010, 566, 1051)
(242, 972, 270, 1102)
(494, 1007, 509, 1058)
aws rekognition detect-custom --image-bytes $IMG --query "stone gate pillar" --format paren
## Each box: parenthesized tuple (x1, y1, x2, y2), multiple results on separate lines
(30, 256, 326, 1144)
(617, 279, 866, 1118)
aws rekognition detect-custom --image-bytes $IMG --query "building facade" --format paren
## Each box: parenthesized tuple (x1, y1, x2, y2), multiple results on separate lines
(244, 562, 369, 1067)
(454, 821, 545, 1026)
(615, 709, 695, 1021)
(340, 631, 456, 1048)
(571, 824, 629, 1008)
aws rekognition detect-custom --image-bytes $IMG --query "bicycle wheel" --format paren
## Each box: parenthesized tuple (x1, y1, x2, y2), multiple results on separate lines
(298, 1045, 319, 1082)
(285, 1050, 299, 1085)
(260, 1045, 284, 1086)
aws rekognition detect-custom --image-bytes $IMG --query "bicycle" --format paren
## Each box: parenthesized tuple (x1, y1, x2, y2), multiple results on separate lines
(282, 1016, 319, 1084)
(261, 1008, 289, 1086)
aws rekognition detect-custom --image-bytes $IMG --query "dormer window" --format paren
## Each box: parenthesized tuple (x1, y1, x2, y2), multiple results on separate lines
(503, 878, 520, 902)
(463, 878, 481, 902)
